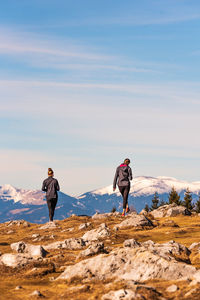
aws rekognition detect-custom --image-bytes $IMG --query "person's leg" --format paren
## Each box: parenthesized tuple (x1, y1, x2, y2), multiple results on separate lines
(118, 186, 126, 215)
(51, 198, 57, 221)
(124, 185, 130, 212)
(47, 199, 53, 221)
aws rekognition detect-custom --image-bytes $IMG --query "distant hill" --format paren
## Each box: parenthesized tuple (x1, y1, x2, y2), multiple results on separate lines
(1, 176, 200, 223)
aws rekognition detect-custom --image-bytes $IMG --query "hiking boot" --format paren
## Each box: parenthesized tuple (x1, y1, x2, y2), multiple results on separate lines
(122, 212, 125, 217)
(126, 207, 130, 213)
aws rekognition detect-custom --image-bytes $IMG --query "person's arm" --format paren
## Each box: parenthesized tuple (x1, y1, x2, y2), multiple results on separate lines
(56, 180, 60, 191)
(113, 167, 119, 191)
(42, 180, 47, 192)
(129, 167, 133, 181)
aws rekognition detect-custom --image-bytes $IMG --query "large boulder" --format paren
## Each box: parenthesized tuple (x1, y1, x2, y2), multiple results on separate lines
(0, 253, 32, 267)
(44, 238, 85, 250)
(11, 241, 47, 258)
(82, 223, 110, 242)
(150, 204, 191, 218)
(114, 213, 153, 230)
(57, 241, 196, 282)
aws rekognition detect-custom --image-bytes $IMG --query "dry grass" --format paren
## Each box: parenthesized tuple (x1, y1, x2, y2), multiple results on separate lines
(1, 214, 200, 299)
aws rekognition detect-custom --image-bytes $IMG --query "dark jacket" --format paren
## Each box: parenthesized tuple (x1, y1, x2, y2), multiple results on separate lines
(42, 177, 60, 200)
(113, 164, 132, 188)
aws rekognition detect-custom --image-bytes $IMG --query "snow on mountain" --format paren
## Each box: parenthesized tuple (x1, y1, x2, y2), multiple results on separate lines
(0, 184, 45, 205)
(92, 176, 200, 197)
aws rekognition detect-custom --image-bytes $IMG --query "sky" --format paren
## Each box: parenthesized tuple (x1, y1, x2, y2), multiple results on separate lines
(0, 0, 200, 196)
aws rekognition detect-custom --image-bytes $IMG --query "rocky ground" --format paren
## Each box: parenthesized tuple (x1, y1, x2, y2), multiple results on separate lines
(1, 205, 200, 299)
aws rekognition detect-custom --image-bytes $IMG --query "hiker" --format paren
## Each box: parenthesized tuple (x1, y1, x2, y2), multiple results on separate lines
(113, 158, 132, 216)
(42, 168, 60, 222)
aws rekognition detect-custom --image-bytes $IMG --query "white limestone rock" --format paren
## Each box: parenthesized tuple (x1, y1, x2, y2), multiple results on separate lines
(166, 285, 178, 293)
(44, 237, 85, 250)
(11, 241, 47, 258)
(102, 289, 142, 299)
(114, 214, 153, 230)
(0, 253, 32, 267)
(150, 204, 191, 218)
(82, 223, 110, 242)
(78, 242, 105, 258)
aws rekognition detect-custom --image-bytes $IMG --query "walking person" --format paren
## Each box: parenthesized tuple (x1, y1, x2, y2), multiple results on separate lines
(42, 168, 60, 222)
(113, 158, 132, 216)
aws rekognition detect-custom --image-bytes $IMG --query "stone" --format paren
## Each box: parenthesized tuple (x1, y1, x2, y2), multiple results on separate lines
(189, 242, 200, 251)
(184, 288, 197, 298)
(39, 222, 57, 230)
(0, 253, 32, 267)
(114, 214, 153, 229)
(82, 223, 110, 242)
(92, 212, 120, 220)
(7, 230, 14, 234)
(123, 239, 141, 248)
(166, 285, 178, 292)
(150, 204, 191, 218)
(15, 286, 23, 290)
(44, 237, 85, 250)
(30, 290, 44, 297)
(11, 241, 47, 258)
(102, 289, 142, 300)
(78, 242, 106, 258)
(57, 244, 197, 282)
(79, 223, 91, 230)
(32, 234, 40, 238)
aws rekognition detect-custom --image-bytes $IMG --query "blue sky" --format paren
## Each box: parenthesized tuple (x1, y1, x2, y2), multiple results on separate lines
(0, 0, 200, 195)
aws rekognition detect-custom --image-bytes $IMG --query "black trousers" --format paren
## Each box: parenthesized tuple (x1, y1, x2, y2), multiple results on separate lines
(118, 185, 130, 209)
(47, 198, 57, 221)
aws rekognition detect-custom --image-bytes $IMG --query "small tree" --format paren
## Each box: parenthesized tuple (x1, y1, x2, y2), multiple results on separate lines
(144, 204, 150, 212)
(194, 195, 200, 213)
(151, 192, 159, 211)
(159, 199, 166, 207)
(111, 206, 116, 213)
(168, 187, 181, 205)
(182, 188, 193, 210)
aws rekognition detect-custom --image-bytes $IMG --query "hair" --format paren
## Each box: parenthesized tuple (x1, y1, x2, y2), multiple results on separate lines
(48, 168, 54, 176)
(124, 158, 130, 165)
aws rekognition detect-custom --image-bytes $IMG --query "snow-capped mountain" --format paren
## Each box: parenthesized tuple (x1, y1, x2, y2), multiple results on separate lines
(77, 176, 200, 213)
(1, 176, 200, 223)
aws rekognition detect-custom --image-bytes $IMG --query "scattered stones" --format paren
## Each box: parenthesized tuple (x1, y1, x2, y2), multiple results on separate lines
(166, 284, 178, 293)
(114, 213, 153, 230)
(78, 242, 106, 258)
(79, 223, 91, 230)
(57, 243, 197, 282)
(102, 289, 142, 300)
(82, 223, 110, 242)
(11, 241, 47, 258)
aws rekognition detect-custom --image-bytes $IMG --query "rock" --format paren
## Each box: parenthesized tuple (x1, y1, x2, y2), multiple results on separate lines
(7, 230, 14, 234)
(11, 241, 47, 258)
(166, 285, 178, 292)
(39, 222, 57, 230)
(44, 238, 85, 250)
(6, 220, 31, 227)
(32, 234, 40, 239)
(30, 290, 44, 297)
(15, 286, 23, 290)
(114, 214, 153, 229)
(102, 289, 142, 299)
(79, 223, 91, 230)
(78, 242, 106, 258)
(0, 253, 32, 267)
(67, 227, 74, 232)
(82, 223, 110, 242)
(150, 204, 191, 218)
(123, 239, 141, 248)
(92, 212, 120, 220)
(184, 288, 197, 298)
(189, 242, 200, 251)
(57, 244, 197, 282)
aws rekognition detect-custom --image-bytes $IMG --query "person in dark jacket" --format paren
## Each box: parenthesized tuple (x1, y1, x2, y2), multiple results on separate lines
(113, 158, 132, 216)
(42, 168, 60, 222)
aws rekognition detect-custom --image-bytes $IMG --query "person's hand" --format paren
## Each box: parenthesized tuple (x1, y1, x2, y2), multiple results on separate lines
(113, 187, 116, 192)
